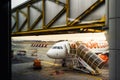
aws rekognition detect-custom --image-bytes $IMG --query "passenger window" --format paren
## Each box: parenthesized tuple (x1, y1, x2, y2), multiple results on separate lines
(60, 47, 63, 49)
(52, 46, 57, 49)
(58, 47, 61, 49)
(52, 46, 63, 49)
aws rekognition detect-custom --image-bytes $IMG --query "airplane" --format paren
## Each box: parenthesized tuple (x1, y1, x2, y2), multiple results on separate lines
(12, 39, 108, 75)
(47, 41, 108, 75)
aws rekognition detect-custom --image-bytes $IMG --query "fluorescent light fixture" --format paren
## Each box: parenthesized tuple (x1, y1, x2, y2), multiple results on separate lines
(12, 33, 106, 41)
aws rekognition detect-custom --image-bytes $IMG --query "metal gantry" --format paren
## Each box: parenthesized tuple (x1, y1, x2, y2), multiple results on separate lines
(11, 0, 106, 36)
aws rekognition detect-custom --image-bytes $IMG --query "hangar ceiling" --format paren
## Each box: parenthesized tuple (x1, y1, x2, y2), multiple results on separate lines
(11, 0, 107, 36)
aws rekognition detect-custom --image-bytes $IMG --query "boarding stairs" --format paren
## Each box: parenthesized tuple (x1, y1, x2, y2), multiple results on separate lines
(69, 44, 106, 75)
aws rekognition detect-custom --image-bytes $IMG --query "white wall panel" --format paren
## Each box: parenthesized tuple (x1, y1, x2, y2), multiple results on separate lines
(33, 20, 43, 30)
(12, 12, 16, 28)
(30, 7, 42, 26)
(69, 0, 97, 19)
(45, 0, 63, 24)
(51, 13, 66, 27)
(82, 4, 105, 21)
(33, 1, 42, 11)
(18, 12, 26, 28)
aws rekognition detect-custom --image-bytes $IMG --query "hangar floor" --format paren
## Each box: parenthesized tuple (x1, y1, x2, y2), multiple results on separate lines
(11, 55, 109, 80)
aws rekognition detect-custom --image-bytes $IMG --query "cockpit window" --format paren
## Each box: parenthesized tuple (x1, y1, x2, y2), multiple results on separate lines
(52, 46, 63, 49)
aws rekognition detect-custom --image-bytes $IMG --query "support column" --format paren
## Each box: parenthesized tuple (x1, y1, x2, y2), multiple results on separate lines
(108, 0, 120, 80)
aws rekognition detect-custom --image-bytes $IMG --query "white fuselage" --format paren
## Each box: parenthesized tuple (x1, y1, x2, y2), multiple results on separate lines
(47, 41, 70, 59)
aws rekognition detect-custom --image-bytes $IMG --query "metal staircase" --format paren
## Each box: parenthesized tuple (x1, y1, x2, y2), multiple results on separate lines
(69, 44, 106, 75)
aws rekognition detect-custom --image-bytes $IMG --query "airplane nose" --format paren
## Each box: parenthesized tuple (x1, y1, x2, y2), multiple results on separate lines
(47, 50, 54, 58)
(47, 49, 61, 59)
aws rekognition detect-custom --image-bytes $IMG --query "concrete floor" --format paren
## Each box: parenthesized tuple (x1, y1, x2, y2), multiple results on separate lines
(11, 55, 109, 80)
